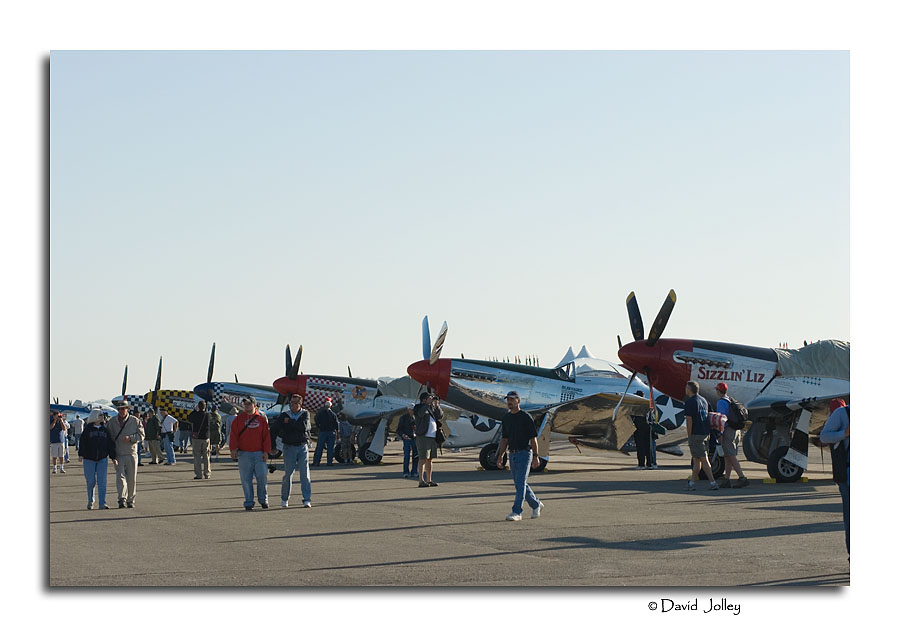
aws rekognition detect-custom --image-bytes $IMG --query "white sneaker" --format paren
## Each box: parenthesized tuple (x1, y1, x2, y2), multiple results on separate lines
(303, 501, 312, 508)
(52, 467, 57, 474)
(59, 468, 66, 474)
(505, 513, 522, 521)
(281, 500, 289, 508)
(531, 502, 544, 519)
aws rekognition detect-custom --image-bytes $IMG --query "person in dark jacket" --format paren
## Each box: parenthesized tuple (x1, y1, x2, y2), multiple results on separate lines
(313, 398, 340, 467)
(273, 394, 312, 507)
(208, 404, 223, 460)
(144, 409, 164, 465)
(188, 401, 211, 480)
(78, 410, 117, 510)
(397, 404, 418, 478)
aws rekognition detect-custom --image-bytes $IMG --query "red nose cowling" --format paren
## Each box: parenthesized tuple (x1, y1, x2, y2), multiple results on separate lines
(406, 359, 452, 400)
(273, 375, 308, 397)
(617, 338, 694, 399)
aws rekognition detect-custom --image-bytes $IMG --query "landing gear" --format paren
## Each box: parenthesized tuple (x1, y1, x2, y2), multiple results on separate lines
(359, 442, 383, 465)
(333, 443, 357, 464)
(479, 443, 507, 470)
(766, 446, 804, 482)
(708, 452, 726, 479)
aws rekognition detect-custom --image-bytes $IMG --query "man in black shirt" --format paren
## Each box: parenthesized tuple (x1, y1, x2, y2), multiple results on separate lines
(188, 401, 212, 480)
(496, 391, 544, 521)
(313, 398, 339, 466)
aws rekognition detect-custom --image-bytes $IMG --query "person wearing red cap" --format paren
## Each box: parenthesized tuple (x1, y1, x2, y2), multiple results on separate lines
(820, 398, 850, 556)
(715, 383, 748, 488)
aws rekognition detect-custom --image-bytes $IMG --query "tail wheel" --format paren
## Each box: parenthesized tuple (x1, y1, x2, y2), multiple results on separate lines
(359, 442, 382, 465)
(479, 443, 506, 470)
(708, 452, 726, 479)
(766, 446, 804, 482)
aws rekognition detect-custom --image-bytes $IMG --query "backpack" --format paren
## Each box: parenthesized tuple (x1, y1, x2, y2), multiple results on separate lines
(726, 397, 749, 430)
(830, 406, 849, 484)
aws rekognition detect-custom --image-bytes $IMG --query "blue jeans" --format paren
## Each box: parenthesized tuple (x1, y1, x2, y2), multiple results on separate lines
(281, 444, 312, 503)
(402, 438, 419, 474)
(83, 457, 108, 506)
(73, 433, 82, 451)
(238, 450, 268, 508)
(508, 449, 540, 516)
(838, 468, 850, 555)
(650, 439, 657, 466)
(313, 431, 336, 465)
(178, 430, 192, 451)
(163, 434, 176, 464)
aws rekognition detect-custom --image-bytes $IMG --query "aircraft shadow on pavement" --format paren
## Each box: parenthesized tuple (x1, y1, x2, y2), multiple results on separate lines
(289, 520, 845, 574)
(220, 519, 492, 543)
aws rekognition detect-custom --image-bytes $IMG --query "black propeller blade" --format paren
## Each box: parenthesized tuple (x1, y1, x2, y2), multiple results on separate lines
(121, 365, 128, 398)
(207, 342, 216, 383)
(151, 357, 162, 406)
(285, 345, 292, 377)
(646, 289, 677, 347)
(234, 373, 239, 383)
(617, 334, 623, 350)
(347, 365, 352, 379)
(626, 292, 644, 341)
(290, 345, 302, 380)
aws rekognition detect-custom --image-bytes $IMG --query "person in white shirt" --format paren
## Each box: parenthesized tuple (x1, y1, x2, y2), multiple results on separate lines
(71, 415, 85, 451)
(159, 407, 179, 465)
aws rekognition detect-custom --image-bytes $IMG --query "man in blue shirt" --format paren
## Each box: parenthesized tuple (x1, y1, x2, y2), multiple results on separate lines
(683, 381, 718, 491)
(715, 382, 749, 488)
(820, 398, 849, 557)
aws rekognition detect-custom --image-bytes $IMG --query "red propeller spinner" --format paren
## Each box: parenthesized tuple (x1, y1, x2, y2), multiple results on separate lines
(406, 358, 452, 399)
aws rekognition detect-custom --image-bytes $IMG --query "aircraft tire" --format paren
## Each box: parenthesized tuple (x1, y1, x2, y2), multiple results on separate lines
(742, 423, 762, 464)
(333, 444, 357, 464)
(359, 442, 382, 465)
(479, 443, 506, 470)
(766, 445, 804, 482)
(708, 452, 726, 479)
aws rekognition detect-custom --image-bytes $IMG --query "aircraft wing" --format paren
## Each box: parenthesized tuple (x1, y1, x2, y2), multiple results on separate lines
(746, 392, 850, 435)
(349, 403, 466, 436)
(527, 393, 652, 452)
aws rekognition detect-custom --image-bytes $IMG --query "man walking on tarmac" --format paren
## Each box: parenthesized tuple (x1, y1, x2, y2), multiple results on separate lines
(313, 398, 339, 467)
(714, 382, 749, 488)
(496, 391, 544, 521)
(106, 400, 145, 508)
(272, 394, 312, 508)
(229, 397, 271, 511)
(684, 381, 718, 491)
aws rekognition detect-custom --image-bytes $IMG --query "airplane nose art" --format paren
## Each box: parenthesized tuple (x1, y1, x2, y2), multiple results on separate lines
(406, 359, 452, 399)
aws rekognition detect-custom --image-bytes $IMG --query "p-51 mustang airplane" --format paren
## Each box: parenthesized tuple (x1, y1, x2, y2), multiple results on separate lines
(616, 289, 850, 482)
(112, 358, 203, 422)
(49, 398, 116, 419)
(406, 316, 688, 471)
(194, 344, 430, 465)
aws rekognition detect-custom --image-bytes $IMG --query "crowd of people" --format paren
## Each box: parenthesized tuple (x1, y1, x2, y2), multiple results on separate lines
(49, 382, 849, 549)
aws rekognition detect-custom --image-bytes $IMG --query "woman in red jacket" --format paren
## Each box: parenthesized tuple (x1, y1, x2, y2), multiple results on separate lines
(229, 397, 272, 511)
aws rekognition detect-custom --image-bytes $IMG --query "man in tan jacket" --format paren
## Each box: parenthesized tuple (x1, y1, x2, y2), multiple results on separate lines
(106, 400, 145, 508)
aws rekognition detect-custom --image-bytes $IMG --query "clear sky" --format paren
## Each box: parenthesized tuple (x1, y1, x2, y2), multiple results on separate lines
(50, 51, 849, 401)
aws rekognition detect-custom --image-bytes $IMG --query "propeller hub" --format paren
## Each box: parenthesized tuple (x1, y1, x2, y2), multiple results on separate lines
(406, 359, 452, 399)
(617, 338, 694, 398)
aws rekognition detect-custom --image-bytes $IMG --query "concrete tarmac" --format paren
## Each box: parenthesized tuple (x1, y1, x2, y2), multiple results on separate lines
(49, 443, 850, 586)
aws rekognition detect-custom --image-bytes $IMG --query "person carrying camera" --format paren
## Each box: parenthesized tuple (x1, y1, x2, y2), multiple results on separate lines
(413, 391, 444, 488)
